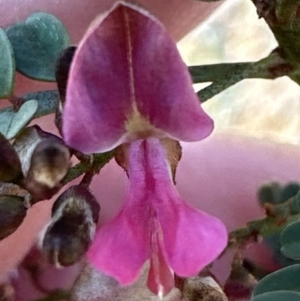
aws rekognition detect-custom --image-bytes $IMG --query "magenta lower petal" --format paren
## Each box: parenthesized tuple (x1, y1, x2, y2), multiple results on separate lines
(142, 138, 228, 276)
(88, 138, 227, 290)
(63, 2, 213, 153)
(147, 212, 174, 296)
(87, 202, 150, 285)
(158, 199, 228, 276)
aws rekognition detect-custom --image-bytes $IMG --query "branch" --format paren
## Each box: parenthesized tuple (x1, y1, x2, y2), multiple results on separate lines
(62, 150, 115, 185)
(189, 49, 294, 102)
(228, 192, 300, 249)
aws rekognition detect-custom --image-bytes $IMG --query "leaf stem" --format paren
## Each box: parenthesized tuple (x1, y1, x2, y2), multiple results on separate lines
(62, 151, 115, 185)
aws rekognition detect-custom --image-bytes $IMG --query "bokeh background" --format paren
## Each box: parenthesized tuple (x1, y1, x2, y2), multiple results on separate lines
(179, 0, 300, 145)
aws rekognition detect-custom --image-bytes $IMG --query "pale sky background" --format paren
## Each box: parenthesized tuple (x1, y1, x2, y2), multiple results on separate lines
(178, 0, 300, 146)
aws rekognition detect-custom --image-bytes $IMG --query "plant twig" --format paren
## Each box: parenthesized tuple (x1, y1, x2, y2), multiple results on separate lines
(62, 150, 115, 185)
(228, 192, 300, 249)
(190, 49, 294, 102)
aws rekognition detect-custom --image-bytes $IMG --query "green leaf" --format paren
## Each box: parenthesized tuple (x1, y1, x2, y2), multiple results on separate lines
(6, 12, 70, 81)
(0, 28, 15, 98)
(280, 221, 300, 259)
(0, 100, 38, 139)
(280, 183, 300, 203)
(251, 291, 300, 301)
(23, 90, 59, 118)
(253, 265, 300, 296)
(281, 244, 300, 260)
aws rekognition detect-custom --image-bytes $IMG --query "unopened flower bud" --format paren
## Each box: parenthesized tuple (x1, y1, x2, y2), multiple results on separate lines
(25, 138, 70, 201)
(13, 125, 71, 201)
(43, 185, 100, 266)
(0, 195, 27, 240)
(13, 126, 44, 176)
(0, 133, 22, 184)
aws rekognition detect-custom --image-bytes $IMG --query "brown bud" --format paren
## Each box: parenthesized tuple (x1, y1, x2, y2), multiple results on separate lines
(0, 133, 22, 184)
(13, 126, 44, 176)
(0, 195, 27, 240)
(25, 138, 70, 201)
(43, 185, 100, 266)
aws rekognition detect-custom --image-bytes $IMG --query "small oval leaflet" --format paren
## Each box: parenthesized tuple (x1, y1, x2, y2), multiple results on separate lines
(0, 28, 15, 98)
(280, 182, 300, 203)
(6, 12, 70, 81)
(253, 264, 300, 296)
(23, 90, 60, 118)
(279, 220, 300, 260)
(251, 291, 300, 301)
(0, 100, 38, 140)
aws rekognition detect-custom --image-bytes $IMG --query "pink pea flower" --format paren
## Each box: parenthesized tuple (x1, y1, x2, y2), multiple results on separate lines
(62, 1, 227, 296)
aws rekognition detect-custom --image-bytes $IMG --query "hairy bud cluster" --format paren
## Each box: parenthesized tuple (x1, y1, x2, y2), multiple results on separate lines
(13, 125, 71, 202)
(43, 185, 100, 266)
(0, 126, 71, 240)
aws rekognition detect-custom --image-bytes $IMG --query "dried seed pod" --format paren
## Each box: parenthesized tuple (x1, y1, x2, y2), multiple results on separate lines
(43, 185, 100, 266)
(0, 133, 22, 183)
(25, 138, 70, 201)
(182, 276, 228, 301)
(0, 195, 27, 240)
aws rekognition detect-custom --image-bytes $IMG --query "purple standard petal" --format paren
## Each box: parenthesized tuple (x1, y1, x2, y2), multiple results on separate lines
(88, 138, 227, 288)
(129, 6, 214, 142)
(63, 3, 132, 153)
(63, 2, 213, 154)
